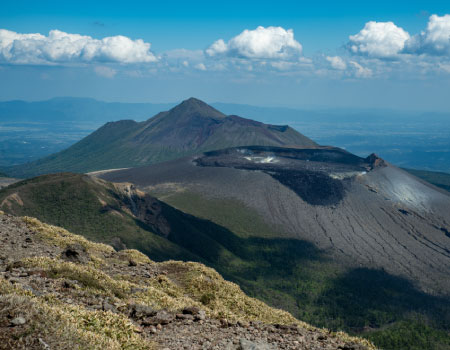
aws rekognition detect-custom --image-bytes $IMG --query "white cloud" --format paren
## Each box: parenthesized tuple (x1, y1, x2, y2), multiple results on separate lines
(349, 61, 372, 78)
(206, 26, 302, 60)
(206, 39, 228, 56)
(270, 61, 294, 70)
(439, 63, 450, 73)
(404, 14, 450, 55)
(0, 29, 157, 64)
(161, 49, 205, 69)
(326, 56, 347, 70)
(194, 63, 206, 71)
(94, 66, 117, 78)
(348, 21, 410, 58)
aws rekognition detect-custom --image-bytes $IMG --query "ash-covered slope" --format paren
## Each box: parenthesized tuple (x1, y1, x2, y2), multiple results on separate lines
(101, 146, 450, 296)
(7, 98, 316, 178)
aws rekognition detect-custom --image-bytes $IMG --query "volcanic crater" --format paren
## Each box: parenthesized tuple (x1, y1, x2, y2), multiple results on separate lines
(194, 146, 372, 206)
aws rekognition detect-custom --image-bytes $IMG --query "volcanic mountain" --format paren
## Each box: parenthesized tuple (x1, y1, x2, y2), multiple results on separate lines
(7, 98, 316, 178)
(101, 146, 450, 294)
(98, 145, 450, 348)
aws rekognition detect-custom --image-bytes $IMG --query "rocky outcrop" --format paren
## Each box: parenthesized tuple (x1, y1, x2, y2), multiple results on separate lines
(365, 153, 387, 170)
(113, 182, 171, 236)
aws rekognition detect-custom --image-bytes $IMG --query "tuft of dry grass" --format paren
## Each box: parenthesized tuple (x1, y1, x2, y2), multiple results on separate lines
(0, 280, 152, 350)
(116, 249, 153, 265)
(156, 260, 302, 325)
(21, 257, 132, 299)
(23, 216, 114, 256)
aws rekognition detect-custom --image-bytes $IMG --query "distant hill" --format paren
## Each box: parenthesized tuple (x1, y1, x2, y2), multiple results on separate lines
(7, 98, 317, 177)
(0, 97, 173, 123)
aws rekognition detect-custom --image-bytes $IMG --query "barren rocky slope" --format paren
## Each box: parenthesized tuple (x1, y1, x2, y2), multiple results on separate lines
(0, 212, 372, 350)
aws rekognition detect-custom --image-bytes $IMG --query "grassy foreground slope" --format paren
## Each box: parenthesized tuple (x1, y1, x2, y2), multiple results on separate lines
(1, 214, 374, 349)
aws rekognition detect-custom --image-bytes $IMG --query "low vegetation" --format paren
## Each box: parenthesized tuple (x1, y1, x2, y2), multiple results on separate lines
(0, 280, 152, 350)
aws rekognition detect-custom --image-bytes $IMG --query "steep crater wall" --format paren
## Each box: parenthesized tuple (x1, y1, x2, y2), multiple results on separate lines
(195, 146, 369, 206)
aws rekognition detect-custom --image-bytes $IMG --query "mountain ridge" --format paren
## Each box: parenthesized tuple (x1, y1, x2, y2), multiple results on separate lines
(6, 98, 317, 178)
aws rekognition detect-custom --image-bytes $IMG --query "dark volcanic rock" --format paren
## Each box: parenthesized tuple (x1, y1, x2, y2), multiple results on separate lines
(142, 310, 175, 326)
(269, 169, 345, 206)
(365, 153, 387, 169)
(61, 244, 89, 263)
(129, 304, 157, 319)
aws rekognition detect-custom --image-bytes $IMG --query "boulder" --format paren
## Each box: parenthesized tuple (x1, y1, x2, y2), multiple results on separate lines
(61, 244, 89, 263)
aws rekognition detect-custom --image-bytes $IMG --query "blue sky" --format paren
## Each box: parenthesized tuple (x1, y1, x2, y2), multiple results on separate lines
(1, 0, 450, 110)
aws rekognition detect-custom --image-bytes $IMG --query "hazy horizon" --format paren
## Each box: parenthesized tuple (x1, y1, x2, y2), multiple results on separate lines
(2, 95, 450, 114)
(1, 1, 450, 111)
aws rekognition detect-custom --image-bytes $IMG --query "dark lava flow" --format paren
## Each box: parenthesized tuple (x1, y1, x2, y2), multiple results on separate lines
(195, 146, 372, 206)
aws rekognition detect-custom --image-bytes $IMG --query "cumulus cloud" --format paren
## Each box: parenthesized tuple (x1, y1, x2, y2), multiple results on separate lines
(404, 14, 450, 55)
(206, 26, 302, 60)
(0, 29, 157, 64)
(348, 21, 410, 58)
(206, 39, 228, 56)
(326, 56, 347, 70)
